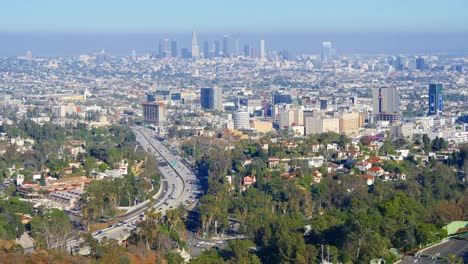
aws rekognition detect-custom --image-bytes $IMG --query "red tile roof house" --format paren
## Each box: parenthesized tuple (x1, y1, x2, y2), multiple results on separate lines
(356, 161, 372, 172)
(312, 170, 323, 184)
(268, 157, 280, 168)
(358, 174, 376, 185)
(326, 163, 343, 173)
(281, 141, 298, 148)
(242, 175, 256, 189)
(366, 157, 382, 165)
(280, 173, 296, 180)
(367, 166, 385, 177)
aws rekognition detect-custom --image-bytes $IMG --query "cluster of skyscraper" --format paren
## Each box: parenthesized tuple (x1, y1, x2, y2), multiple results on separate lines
(140, 81, 443, 134)
(155, 32, 266, 60)
(371, 83, 444, 123)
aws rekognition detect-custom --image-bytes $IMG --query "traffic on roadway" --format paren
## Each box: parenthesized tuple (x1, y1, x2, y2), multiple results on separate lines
(67, 125, 201, 253)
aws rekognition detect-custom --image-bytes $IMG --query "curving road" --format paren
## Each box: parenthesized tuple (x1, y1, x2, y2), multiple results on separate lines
(67, 125, 200, 251)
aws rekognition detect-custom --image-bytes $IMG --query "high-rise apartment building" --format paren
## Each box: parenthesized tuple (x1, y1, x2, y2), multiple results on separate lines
(339, 112, 363, 135)
(142, 102, 166, 126)
(293, 108, 304, 126)
(372, 87, 400, 123)
(200, 87, 223, 111)
(305, 116, 339, 135)
(279, 109, 295, 129)
(428, 84, 443, 116)
(233, 110, 250, 130)
(372, 87, 399, 114)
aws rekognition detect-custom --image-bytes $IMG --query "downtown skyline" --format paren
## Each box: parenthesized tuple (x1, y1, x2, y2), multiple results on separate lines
(1, 31, 468, 57)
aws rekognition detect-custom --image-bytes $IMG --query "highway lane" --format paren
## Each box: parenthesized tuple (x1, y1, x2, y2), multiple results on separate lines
(67, 126, 200, 251)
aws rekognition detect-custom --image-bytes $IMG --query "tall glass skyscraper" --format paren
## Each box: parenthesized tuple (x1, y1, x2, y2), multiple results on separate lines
(200, 87, 223, 111)
(223, 35, 229, 57)
(203, 41, 210, 59)
(214, 40, 221, 57)
(170, 39, 177, 58)
(428, 84, 443, 116)
(158, 38, 170, 58)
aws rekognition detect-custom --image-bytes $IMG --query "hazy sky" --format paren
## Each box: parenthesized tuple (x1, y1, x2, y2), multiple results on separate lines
(1, 0, 467, 32)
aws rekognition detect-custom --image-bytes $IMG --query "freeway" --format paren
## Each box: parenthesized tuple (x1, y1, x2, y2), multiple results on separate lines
(66, 126, 200, 251)
(399, 238, 468, 263)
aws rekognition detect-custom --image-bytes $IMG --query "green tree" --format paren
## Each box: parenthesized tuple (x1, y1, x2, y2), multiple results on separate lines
(31, 208, 73, 250)
(39, 173, 46, 186)
(422, 134, 431, 153)
(166, 252, 185, 264)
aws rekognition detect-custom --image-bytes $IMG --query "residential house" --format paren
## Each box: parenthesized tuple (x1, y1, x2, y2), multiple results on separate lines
(367, 166, 385, 177)
(242, 175, 256, 190)
(358, 174, 376, 185)
(308, 156, 325, 168)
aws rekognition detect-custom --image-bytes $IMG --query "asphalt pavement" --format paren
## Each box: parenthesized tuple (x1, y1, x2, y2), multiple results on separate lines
(66, 126, 201, 251)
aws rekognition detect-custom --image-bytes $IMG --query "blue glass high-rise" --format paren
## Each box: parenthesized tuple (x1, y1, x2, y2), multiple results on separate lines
(428, 84, 443, 116)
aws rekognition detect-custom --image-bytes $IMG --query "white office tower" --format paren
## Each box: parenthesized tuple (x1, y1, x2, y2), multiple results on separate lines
(213, 86, 223, 111)
(372, 87, 400, 114)
(321, 42, 333, 63)
(191, 31, 200, 59)
(233, 110, 250, 130)
(260, 40, 265, 60)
